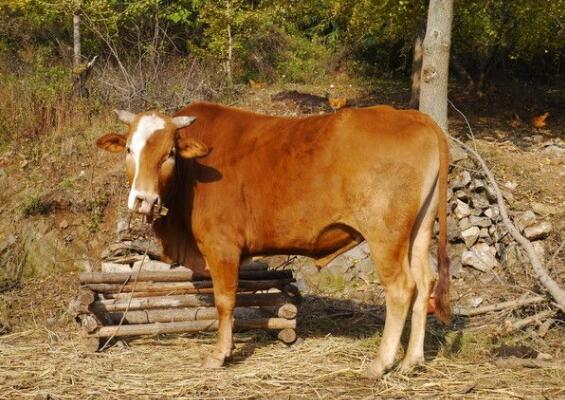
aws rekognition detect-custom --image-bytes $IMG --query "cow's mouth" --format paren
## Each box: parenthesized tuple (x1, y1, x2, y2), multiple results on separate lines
(133, 198, 168, 223)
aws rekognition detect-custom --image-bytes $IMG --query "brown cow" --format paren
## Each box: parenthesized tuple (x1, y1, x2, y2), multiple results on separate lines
(96, 102, 450, 377)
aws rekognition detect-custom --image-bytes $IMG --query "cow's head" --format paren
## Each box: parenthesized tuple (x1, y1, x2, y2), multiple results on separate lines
(96, 110, 208, 216)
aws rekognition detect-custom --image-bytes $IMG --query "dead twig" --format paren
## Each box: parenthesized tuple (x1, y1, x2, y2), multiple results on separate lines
(502, 309, 556, 334)
(448, 101, 565, 313)
(455, 295, 546, 317)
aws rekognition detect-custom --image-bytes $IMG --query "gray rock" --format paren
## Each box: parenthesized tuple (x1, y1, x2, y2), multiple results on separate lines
(504, 243, 524, 271)
(461, 170, 472, 186)
(459, 217, 471, 231)
(447, 216, 460, 242)
(471, 179, 486, 192)
(484, 206, 500, 221)
(479, 228, 490, 238)
(296, 263, 319, 279)
(470, 193, 490, 210)
(484, 185, 497, 202)
(461, 226, 480, 248)
(454, 190, 470, 201)
(325, 260, 351, 276)
(468, 296, 484, 308)
(101, 262, 132, 273)
(531, 202, 559, 216)
(455, 200, 472, 219)
(469, 215, 492, 228)
(354, 258, 375, 281)
(532, 134, 544, 144)
(541, 145, 565, 159)
(462, 243, 499, 272)
(450, 143, 468, 163)
(116, 219, 129, 235)
(342, 242, 370, 261)
(132, 259, 171, 272)
(515, 210, 536, 232)
(524, 222, 553, 240)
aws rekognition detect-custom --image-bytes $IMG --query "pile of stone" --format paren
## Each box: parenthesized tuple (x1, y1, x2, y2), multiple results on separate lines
(445, 162, 553, 277)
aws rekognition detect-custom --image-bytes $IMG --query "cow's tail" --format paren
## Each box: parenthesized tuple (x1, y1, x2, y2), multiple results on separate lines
(433, 124, 451, 323)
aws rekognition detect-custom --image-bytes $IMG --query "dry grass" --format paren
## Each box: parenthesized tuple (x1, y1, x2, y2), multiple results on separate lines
(1, 273, 564, 400)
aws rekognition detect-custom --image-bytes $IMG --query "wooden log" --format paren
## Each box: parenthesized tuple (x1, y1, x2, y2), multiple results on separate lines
(104, 290, 213, 299)
(277, 328, 297, 344)
(79, 269, 292, 284)
(102, 303, 297, 325)
(263, 303, 298, 319)
(83, 279, 293, 294)
(239, 261, 269, 271)
(91, 292, 295, 313)
(90, 318, 296, 337)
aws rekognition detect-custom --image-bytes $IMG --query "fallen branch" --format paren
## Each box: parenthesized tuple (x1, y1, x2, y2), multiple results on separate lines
(502, 309, 556, 334)
(448, 101, 565, 313)
(455, 295, 546, 316)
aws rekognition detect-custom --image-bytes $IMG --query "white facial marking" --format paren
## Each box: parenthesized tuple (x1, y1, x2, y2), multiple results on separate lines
(127, 114, 165, 210)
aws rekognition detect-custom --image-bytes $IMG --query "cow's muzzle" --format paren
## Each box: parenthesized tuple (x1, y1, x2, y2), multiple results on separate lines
(132, 193, 160, 217)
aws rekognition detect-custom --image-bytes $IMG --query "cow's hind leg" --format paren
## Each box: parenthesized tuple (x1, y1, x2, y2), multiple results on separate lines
(364, 241, 415, 378)
(401, 184, 438, 371)
(201, 247, 240, 368)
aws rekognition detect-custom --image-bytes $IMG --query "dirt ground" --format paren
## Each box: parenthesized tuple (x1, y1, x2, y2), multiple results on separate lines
(0, 80, 564, 399)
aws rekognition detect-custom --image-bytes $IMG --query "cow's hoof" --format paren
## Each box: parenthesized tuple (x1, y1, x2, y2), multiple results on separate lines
(399, 356, 425, 374)
(201, 354, 225, 369)
(363, 359, 391, 379)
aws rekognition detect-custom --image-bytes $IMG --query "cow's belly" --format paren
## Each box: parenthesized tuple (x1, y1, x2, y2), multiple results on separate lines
(312, 224, 363, 256)
(244, 222, 363, 261)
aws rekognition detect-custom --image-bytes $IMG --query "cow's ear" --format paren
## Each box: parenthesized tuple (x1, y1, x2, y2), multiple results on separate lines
(114, 109, 135, 124)
(176, 134, 209, 159)
(172, 115, 196, 129)
(96, 133, 127, 153)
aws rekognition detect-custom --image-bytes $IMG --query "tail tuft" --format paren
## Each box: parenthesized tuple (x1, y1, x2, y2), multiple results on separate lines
(434, 253, 451, 323)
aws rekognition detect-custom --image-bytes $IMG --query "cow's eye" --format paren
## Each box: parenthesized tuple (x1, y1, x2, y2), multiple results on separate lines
(126, 146, 131, 155)
(168, 148, 176, 158)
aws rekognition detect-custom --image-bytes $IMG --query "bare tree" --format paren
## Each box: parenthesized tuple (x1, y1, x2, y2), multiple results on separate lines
(408, 32, 424, 109)
(225, 0, 234, 86)
(419, 0, 453, 132)
(73, 11, 81, 69)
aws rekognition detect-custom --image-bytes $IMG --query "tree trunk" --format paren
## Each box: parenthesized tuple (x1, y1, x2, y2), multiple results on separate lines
(408, 33, 424, 109)
(226, 1, 233, 86)
(419, 0, 454, 132)
(73, 12, 81, 69)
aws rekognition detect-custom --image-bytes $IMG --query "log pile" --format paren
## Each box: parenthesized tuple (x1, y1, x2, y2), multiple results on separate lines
(71, 248, 300, 350)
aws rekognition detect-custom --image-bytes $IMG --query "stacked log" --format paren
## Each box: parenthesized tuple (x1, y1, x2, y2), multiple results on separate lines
(72, 261, 300, 350)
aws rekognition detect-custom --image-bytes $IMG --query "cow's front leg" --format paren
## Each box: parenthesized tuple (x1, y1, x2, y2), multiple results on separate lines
(201, 248, 240, 368)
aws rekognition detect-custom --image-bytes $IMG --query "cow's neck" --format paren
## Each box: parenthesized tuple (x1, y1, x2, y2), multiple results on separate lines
(153, 158, 208, 276)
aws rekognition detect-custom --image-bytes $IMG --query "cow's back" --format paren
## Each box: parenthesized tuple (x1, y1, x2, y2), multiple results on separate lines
(175, 103, 441, 256)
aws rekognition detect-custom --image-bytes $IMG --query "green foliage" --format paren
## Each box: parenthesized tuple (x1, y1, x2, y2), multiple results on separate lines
(21, 195, 55, 217)
(0, 0, 563, 90)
